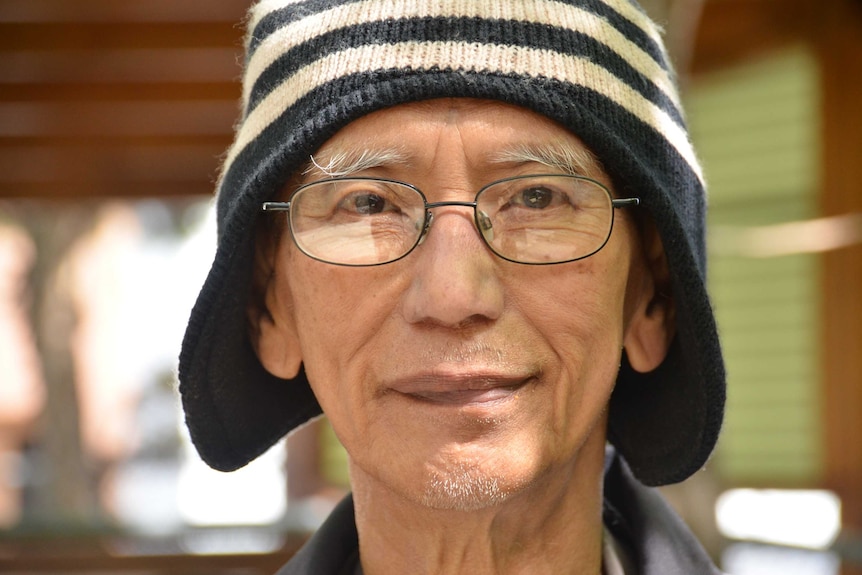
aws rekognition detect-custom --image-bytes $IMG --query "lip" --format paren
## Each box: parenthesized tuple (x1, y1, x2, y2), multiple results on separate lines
(388, 372, 533, 406)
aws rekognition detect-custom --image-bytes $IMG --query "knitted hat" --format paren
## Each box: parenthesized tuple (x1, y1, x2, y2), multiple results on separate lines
(179, 0, 725, 487)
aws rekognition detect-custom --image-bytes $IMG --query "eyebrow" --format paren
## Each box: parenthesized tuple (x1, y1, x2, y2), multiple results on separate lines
(489, 141, 604, 177)
(301, 140, 603, 179)
(302, 147, 409, 178)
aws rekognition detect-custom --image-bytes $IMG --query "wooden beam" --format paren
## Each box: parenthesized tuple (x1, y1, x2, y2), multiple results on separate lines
(0, 181, 220, 198)
(0, 48, 242, 85)
(0, 83, 240, 103)
(0, 101, 237, 139)
(692, 0, 817, 75)
(0, 22, 243, 50)
(0, 0, 248, 23)
(0, 141, 229, 180)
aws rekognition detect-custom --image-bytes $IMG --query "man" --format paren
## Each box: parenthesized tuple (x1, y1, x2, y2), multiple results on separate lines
(179, 1, 726, 573)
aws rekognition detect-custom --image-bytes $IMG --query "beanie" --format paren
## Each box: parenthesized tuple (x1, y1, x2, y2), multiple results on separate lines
(179, 0, 725, 487)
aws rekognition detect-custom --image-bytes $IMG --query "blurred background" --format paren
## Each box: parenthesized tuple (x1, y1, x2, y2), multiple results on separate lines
(0, 0, 860, 573)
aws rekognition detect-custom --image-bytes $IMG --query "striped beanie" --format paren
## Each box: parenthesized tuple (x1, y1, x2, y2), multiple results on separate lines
(179, 0, 726, 487)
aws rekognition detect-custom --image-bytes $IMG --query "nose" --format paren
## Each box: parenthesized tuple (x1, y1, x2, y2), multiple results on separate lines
(401, 207, 504, 328)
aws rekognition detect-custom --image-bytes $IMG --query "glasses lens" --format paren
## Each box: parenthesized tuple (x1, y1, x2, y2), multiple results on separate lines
(288, 178, 426, 265)
(476, 175, 614, 264)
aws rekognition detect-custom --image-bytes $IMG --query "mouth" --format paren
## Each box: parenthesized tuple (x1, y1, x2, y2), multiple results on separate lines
(389, 373, 533, 406)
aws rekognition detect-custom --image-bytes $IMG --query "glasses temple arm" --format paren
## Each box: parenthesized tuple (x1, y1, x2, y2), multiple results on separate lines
(611, 197, 640, 209)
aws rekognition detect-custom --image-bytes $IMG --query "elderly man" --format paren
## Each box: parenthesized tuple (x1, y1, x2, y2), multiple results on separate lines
(179, 1, 726, 573)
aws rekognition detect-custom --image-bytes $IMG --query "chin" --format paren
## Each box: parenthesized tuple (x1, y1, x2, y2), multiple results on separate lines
(416, 458, 534, 512)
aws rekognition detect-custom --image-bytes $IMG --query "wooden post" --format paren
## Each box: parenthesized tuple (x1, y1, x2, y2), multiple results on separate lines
(817, 0, 862, 573)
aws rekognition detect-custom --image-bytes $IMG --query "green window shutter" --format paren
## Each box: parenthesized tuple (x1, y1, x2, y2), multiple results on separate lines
(686, 46, 823, 486)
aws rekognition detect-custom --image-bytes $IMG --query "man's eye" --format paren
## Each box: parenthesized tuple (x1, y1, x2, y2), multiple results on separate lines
(337, 192, 391, 215)
(351, 193, 386, 214)
(517, 186, 556, 209)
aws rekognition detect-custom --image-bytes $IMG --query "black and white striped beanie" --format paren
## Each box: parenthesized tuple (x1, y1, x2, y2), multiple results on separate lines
(179, 0, 726, 487)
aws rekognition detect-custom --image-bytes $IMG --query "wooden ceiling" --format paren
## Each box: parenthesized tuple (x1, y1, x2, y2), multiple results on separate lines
(0, 0, 248, 199)
(0, 0, 856, 199)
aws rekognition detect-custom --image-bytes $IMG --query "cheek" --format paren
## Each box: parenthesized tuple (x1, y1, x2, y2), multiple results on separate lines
(523, 258, 630, 350)
(290, 271, 362, 373)
(283, 262, 403, 433)
(288, 257, 368, 340)
(523, 259, 631, 423)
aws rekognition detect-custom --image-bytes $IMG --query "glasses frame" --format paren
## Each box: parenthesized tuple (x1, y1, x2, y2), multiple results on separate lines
(261, 174, 640, 266)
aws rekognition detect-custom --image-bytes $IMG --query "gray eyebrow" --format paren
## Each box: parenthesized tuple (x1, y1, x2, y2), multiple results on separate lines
(302, 141, 603, 179)
(303, 147, 409, 178)
(489, 141, 604, 177)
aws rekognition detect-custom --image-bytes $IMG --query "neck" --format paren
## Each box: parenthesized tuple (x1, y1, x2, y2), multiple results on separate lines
(351, 438, 607, 575)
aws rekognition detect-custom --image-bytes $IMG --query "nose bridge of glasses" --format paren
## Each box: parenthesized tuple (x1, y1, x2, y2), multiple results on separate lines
(418, 200, 483, 244)
(424, 200, 478, 210)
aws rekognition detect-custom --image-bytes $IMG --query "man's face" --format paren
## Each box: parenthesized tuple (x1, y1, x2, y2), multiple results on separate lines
(254, 99, 666, 510)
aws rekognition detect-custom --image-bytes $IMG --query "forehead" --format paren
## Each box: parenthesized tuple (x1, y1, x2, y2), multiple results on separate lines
(306, 98, 607, 180)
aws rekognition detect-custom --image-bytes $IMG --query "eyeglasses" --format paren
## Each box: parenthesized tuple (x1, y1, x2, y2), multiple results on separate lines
(261, 174, 639, 266)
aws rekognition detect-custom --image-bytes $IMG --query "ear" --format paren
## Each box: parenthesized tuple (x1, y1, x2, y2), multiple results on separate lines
(247, 229, 303, 380)
(623, 218, 676, 373)
(249, 302, 303, 379)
